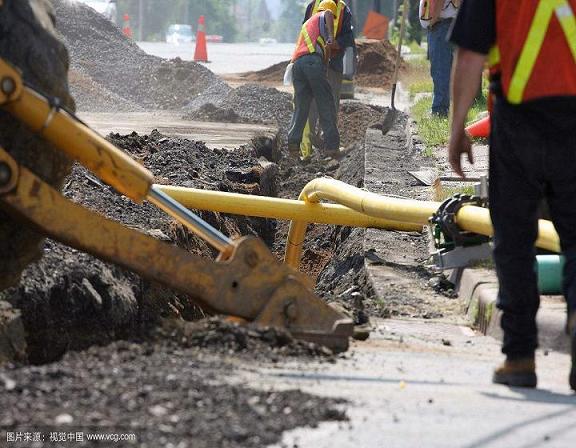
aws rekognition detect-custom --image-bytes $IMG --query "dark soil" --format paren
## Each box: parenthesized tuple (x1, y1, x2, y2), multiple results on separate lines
(355, 39, 406, 88)
(0, 339, 346, 448)
(52, 0, 226, 110)
(234, 39, 404, 89)
(338, 102, 388, 147)
(161, 318, 335, 360)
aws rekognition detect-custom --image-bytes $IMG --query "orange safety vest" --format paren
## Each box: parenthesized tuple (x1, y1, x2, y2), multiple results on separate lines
(292, 12, 327, 62)
(420, 0, 460, 22)
(311, 0, 346, 37)
(489, 0, 576, 104)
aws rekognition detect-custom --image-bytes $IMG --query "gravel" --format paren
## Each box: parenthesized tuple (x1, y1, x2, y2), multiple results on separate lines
(52, 0, 226, 110)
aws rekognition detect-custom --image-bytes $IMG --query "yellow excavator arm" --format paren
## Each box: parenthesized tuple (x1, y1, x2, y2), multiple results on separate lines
(0, 58, 352, 351)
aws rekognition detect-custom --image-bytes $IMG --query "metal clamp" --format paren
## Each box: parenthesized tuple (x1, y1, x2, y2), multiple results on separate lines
(431, 194, 489, 248)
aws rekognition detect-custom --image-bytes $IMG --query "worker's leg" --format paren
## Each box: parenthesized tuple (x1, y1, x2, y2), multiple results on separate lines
(288, 58, 314, 152)
(303, 59, 339, 151)
(301, 67, 343, 157)
(300, 113, 315, 159)
(490, 101, 544, 360)
(544, 119, 576, 329)
(327, 67, 343, 109)
(428, 19, 453, 117)
(542, 111, 576, 390)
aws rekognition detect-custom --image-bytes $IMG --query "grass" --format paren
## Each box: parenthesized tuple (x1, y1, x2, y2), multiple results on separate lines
(411, 96, 487, 152)
(432, 183, 476, 202)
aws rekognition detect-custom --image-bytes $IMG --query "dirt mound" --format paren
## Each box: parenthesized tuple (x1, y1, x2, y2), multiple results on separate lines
(1, 131, 278, 364)
(68, 69, 144, 112)
(338, 102, 388, 147)
(52, 0, 226, 110)
(237, 39, 403, 88)
(239, 60, 290, 83)
(185, 84, 293, 127)
(355, 39, 406, 88)
(185, 103, 242, 123)
(162, 318, 335, 359)
(0, 339, 346, 447)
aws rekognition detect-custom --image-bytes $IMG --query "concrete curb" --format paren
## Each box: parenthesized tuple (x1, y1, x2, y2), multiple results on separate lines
(459, 268, 570, 354)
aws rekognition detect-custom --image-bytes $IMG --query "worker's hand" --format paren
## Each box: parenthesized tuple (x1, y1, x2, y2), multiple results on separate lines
(329, 41, 341, 53)
(448, 128, 474, 178)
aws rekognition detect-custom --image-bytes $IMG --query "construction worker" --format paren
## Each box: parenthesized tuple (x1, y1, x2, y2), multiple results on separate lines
(419, 0, 460, 116)
(448, 0, 576, 391)
(300, 0, 355, 159)
(288, 0, 341, 159)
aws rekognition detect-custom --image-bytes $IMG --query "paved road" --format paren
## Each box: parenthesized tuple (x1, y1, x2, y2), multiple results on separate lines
(137, 42, 293, 75)
(78, 111, 277, 150)
(256, 317, 575, 448)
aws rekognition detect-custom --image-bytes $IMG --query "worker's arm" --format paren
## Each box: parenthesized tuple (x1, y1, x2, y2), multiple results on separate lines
(325, 12, 335, 44)
(334, 5, 355, 51)
(448, 47, 486, 178)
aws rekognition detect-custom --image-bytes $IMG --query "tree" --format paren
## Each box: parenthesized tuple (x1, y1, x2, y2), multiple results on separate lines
(272, 0, 307, 43)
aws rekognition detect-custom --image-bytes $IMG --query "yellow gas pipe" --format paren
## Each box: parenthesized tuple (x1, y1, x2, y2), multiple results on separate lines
(284, 178, 561, 269)
(157, 185, 423, 231)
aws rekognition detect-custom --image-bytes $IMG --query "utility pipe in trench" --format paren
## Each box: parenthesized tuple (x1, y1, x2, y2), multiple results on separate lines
(157, 185, 423, 232)
(284, 178, 561, 269)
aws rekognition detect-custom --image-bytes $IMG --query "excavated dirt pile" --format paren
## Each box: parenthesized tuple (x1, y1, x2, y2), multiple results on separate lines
(0, 131, 280, 365)
(185, 83, 293, 127)
(236, 39, 404, 88)
(52, 0, 227, 111)
(354, 39, 406, 88)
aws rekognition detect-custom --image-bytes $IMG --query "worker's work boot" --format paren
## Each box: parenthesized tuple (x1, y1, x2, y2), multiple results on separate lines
(492, 357, 537, 388)
(569, 313, 576, 392)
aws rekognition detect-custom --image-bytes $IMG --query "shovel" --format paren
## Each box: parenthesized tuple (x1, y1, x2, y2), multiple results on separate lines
(381, 0, 409, 134)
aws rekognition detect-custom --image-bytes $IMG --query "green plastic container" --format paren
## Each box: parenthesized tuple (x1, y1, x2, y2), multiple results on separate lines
(536, 255, 565, 295)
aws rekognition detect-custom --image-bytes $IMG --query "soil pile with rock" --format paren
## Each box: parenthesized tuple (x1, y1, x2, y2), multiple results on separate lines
(235, 39, 403, 88)
(338, 102, 388, 147)
(355, 39, 405, 88)
(162, 318, 335, 360)
(185, 84, 293, 127)
(52, 0, 227, 111)
(0, 339, 346, 447)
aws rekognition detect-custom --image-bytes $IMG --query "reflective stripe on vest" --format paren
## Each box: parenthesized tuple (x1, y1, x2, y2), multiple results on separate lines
(312, 0, 345, 36)
(503, 0, 576, 103)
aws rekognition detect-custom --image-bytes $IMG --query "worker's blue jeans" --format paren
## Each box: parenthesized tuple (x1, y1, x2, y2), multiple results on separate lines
(490, 98, 576, 359)
(288, 54, 340, 151)
(428, 19, 453, 116)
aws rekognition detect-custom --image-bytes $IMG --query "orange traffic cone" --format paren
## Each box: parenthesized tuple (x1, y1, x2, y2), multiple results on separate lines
(194, 15, 208, 62)
(122, 14, 133, 39)
(466, 115, 490, 138)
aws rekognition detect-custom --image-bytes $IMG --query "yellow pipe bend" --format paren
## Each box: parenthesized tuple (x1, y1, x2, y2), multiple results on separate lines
(158, 185, 422, 231)
(285, 177, 561, 270)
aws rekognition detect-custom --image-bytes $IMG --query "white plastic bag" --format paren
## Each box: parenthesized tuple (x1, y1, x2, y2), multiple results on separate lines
(283, 62, 294, 86)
